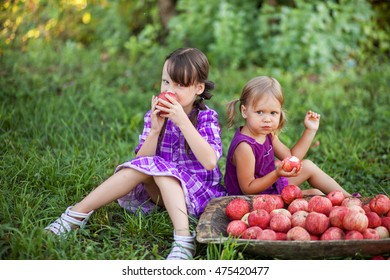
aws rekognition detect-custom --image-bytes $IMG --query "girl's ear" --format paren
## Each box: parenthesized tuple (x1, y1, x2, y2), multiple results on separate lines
(241, 105, 248, 119)
(195, 82, 205, 96)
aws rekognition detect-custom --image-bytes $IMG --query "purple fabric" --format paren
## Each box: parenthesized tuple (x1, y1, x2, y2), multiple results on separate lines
(224, 127, 288, 195)
(115, 107, 226, 218)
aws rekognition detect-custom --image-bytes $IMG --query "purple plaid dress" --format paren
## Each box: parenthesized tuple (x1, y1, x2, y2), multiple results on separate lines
(115, 107, 226, 218)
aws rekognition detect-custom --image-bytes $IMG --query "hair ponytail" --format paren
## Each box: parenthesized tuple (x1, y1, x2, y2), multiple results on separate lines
(226, 99, 240, 128)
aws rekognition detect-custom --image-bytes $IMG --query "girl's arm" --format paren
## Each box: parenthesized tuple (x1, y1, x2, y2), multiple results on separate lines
(177, 116, 218, 170)
(273, 111, 320, 160)
(156, 93, 220, 170)
(136, 97, 166, 157)
(234, 142, 280, 194)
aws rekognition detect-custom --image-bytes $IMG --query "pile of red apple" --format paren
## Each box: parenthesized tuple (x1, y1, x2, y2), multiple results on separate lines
(225, 185, 390, 242)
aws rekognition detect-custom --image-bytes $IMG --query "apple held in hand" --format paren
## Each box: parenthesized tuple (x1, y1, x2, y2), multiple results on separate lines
(157, 91, 178, 116)
(157, 91, 177, 107)
(282, 156, 301, 172)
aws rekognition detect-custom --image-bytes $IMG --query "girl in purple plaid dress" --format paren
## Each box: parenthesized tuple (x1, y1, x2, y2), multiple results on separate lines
(45, 48, 226, 260)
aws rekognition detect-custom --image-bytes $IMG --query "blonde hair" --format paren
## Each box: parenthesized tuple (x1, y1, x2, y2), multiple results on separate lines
(226, 76, 286, 132)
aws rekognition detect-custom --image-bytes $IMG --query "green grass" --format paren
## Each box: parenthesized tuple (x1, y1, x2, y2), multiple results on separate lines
(0, 41, 389, 260)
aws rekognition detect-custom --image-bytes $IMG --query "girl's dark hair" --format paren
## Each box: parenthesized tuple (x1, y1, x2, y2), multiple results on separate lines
(158, 48, 215, 152)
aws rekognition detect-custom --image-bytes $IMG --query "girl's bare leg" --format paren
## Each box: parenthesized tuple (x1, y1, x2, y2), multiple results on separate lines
(288, 159, 350, 197)
(71, 168, 150, 213)
(153, 176, 191, 236)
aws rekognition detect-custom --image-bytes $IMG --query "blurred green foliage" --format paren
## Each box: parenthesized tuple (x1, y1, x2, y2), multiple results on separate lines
(1, 0, 389, 73)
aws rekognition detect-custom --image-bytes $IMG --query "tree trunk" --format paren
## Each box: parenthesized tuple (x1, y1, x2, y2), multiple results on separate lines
(158, 0, 177, 28)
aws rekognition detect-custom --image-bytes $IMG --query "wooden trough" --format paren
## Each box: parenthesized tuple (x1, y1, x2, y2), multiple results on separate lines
(196, 195, 390, 259)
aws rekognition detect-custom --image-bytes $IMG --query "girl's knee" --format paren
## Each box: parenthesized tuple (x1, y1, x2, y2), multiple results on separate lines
(301, 159, 317, 172)
(301, 159, 314, 167)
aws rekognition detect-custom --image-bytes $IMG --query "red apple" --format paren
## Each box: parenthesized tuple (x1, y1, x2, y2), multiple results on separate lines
(362, 228, 380, 240)
(327, 191, 345, 206)
(257, 229, 277, 240)
(241, 226, 263, 240)
(369, 194, 390, 216)
(305, 212, 330, 235)
(287, 226, 311, 241)
(275, 232, 287, 240)
(347, 205, 365, 214)
(282, 156, 301, 172)
(366, 212, 382, 228)
(371, 256, 385, 260)
(287, 198, 309, 214)
(329, 206, 349, 229)
(343, 209, 368, 232)
(310, 234, 320, 240)
(341, 197, 363, 208)
(226, 220, 248, 237)
(363, 204, 372, 213)
(157, 91, 177, 108)
(308, 195, 333, 216)
(375, 226, 390, 239)
(248, 209, 270, 229)
(291, 210, 309, 228)
(269, 214, 292, 233)
(271, 195, 285, 208)
(270, 208, 292, 219)
(320, 227, 345, 240)
(252, 194, 277, 213)
(281, 185, 302, 205)
(345, 230, 364, 240)
(381, 217, 390, 232)
(225, 197, 251, 220)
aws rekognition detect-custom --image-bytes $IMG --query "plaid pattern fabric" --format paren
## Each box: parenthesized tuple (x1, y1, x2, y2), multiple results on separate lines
(116, 107, 226, 217)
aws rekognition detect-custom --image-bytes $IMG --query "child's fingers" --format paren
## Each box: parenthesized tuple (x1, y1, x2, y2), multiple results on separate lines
(307, 111, 320, 120)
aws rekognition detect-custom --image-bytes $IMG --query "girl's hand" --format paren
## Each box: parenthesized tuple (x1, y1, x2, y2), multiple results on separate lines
(275, 160, 301, 178)
(304, 111, 320, 131)
(150, 96, 167, 132)
(155, 94, 187, 127)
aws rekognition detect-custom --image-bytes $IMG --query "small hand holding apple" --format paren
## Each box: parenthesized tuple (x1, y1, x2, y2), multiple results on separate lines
(276, 156, 302, 177)
(304, 110, 320, 131)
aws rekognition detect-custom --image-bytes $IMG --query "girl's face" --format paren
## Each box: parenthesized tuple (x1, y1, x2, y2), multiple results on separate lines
(241, 94, 282, 138)
(160, 61, 204, 115)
